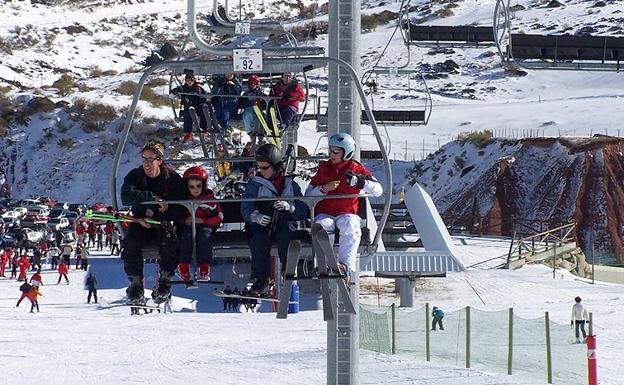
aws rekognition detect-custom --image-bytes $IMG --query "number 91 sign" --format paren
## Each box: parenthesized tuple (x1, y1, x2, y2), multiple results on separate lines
(233, 49, 263, 72)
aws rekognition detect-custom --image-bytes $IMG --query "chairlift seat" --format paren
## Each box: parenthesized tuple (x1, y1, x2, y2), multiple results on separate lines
(362, 110, 426, 125)
(510, 34, 624, 62)
(408, 25, 495, 44)
(140, 198, 371, 261)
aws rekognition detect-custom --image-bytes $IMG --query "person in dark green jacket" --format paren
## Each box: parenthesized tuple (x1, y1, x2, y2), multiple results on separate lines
(120, 140, 186, 304)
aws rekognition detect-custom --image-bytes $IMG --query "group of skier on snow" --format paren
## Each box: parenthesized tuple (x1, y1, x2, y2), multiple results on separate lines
(120, 132, 383, 305)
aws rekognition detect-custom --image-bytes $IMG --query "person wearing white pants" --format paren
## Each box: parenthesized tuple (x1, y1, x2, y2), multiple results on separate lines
(306, 133, 383, 272)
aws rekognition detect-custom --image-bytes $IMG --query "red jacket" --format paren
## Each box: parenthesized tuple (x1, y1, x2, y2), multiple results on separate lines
(58, 262, 68, 274)
(17, 256, 30, 271)
(271, 80, 305, 111)
(180, 190, 224, 228)
(104, 222, 114, 234)
(75, 223, 86, 235)
(309, 160, 372, 217)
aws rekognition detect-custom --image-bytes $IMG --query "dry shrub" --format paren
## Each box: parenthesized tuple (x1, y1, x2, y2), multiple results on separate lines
(116, 80, 137, 96)
(26, 97, 56, 114)
(88, 66, 118, 78)
(58, 138, 75, 149)
(147, 77, 168, 87)
(361, 14, 379, 32)
(52, 74, 75, 96)
(458, 130, 493, 148)
(71, 98, 119, 133)
(434, 8, 455, 18)
(116, 81, 168, 107)
(0, 118, 7, 138)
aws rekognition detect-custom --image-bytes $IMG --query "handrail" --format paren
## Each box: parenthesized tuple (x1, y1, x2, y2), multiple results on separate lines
(164, 155, 327, 164)
(111, 57, 392, 251)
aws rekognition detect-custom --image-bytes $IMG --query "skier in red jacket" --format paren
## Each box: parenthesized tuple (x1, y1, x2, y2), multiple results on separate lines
(17, 255, 30, 281)
(177, 166, 224, 281)
(269, 72, 305, 129)
(56, 260, 69, 284)
(0, 248, 11, 277)
(306, 133, 383, 275)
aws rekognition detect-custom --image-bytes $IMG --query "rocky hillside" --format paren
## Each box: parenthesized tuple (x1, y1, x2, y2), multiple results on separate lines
(407, 135, 624, 263)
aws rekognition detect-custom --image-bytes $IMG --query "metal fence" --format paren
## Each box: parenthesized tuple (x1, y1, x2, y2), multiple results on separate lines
(360, 303, 588, 384)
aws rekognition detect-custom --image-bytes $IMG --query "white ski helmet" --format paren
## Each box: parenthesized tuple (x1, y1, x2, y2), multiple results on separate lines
(328, 133, 356, 161)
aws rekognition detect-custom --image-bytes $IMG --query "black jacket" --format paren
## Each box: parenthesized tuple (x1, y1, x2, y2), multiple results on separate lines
(171, 82, 207, 111)
(120, 164, 187, 222)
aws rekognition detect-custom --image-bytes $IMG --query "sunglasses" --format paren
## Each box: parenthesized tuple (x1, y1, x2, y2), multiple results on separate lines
(257, 165, 272, 171)
(188, 183, 203, 189)
(330, 149, 342, 155)
(141, 156, 159, 163)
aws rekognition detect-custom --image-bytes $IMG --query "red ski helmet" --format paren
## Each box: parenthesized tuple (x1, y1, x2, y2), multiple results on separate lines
(183, 166, 209, 182)
(248, 74, 260, 86)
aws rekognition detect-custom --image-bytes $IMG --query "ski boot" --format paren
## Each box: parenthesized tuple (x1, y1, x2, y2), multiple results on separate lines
(337, 262, 352, 287)
(249, 277, 272, 297)
(126, 276, 145, 305)
(178, 263, 191, 282)
(152, 274, 172, 304)
(198, 264, 211, 280)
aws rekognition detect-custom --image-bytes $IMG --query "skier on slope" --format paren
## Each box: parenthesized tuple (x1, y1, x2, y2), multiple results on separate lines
(306, 133, 383, 281)
(268, 72, 305, 130)
(177, 166, 223, 282)
(571, 296, 589, 343)
(170, 73, 208, 143)
(120, 140, 186, 304)
(56, 260, 69, 284)
(86, 273, 98, 304)
(17, 254, 30, 282)
(240, 143, 307, 296)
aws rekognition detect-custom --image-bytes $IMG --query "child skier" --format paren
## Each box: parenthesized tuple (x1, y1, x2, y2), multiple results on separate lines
(306, 133, 383, 279)
(178, 166, 223, 282)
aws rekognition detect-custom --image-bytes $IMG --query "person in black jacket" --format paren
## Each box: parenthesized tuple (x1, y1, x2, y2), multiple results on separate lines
(211, 72, 242, 132)
(86, 273, 98, 304)
(170, 73, 208, 142)
(120, 140, 187, 304)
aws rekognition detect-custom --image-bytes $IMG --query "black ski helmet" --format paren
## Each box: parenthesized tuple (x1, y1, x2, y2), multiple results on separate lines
(255, 143, 282, 168)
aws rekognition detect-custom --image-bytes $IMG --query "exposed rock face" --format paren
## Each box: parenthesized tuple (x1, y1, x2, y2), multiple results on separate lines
(411, 137, 624, 263)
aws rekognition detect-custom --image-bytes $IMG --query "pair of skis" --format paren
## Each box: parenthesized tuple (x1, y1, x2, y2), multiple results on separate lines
(252, 105, 281, 149)
(85, 209, 161, 226)
(277, 224, 356, 320)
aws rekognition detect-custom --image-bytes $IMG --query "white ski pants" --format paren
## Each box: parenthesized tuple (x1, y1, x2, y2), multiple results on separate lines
(314, 213, 361, 271)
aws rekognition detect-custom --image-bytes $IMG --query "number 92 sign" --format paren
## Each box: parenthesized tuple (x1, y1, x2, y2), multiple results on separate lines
(233, 49, 263, 72)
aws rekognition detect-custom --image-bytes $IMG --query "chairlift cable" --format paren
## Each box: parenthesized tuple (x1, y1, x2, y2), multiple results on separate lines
(362, 0, 411, 86)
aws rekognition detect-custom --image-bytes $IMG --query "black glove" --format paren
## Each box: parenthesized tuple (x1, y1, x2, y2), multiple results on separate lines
(345, 170, 366, 189)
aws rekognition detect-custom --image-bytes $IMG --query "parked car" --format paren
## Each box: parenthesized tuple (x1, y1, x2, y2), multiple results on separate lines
(0, 234, 17, 248)
(60, 229, 76, 244)
(65, 211, 79, 226)
(11, 207, 28, 217)
(18, 198, 41, 206)
(54, 202, 70, 210)
(22, 228, 45, 243)
(21, 211, 49, 227)
(47, 217, 70, 230)
(68, 203, 87, 215)
(2, 210, 23, 221)
(49, 209, 70, 219)
(37, 196, 56, 207)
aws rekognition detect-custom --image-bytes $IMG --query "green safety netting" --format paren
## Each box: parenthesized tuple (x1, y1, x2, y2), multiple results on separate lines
(359, 305, 588, 384)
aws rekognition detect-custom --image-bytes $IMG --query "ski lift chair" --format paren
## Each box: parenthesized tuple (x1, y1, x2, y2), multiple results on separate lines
(399, 0, 497, 49)
(360, 69, 432, 126)
(493, 0, 624, 71)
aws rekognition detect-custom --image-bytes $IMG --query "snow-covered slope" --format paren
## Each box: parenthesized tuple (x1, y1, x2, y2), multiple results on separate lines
(2, 248, 621, 385)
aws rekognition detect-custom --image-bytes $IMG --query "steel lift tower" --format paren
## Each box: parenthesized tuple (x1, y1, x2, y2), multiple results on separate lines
(328, 2, 361, 384)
